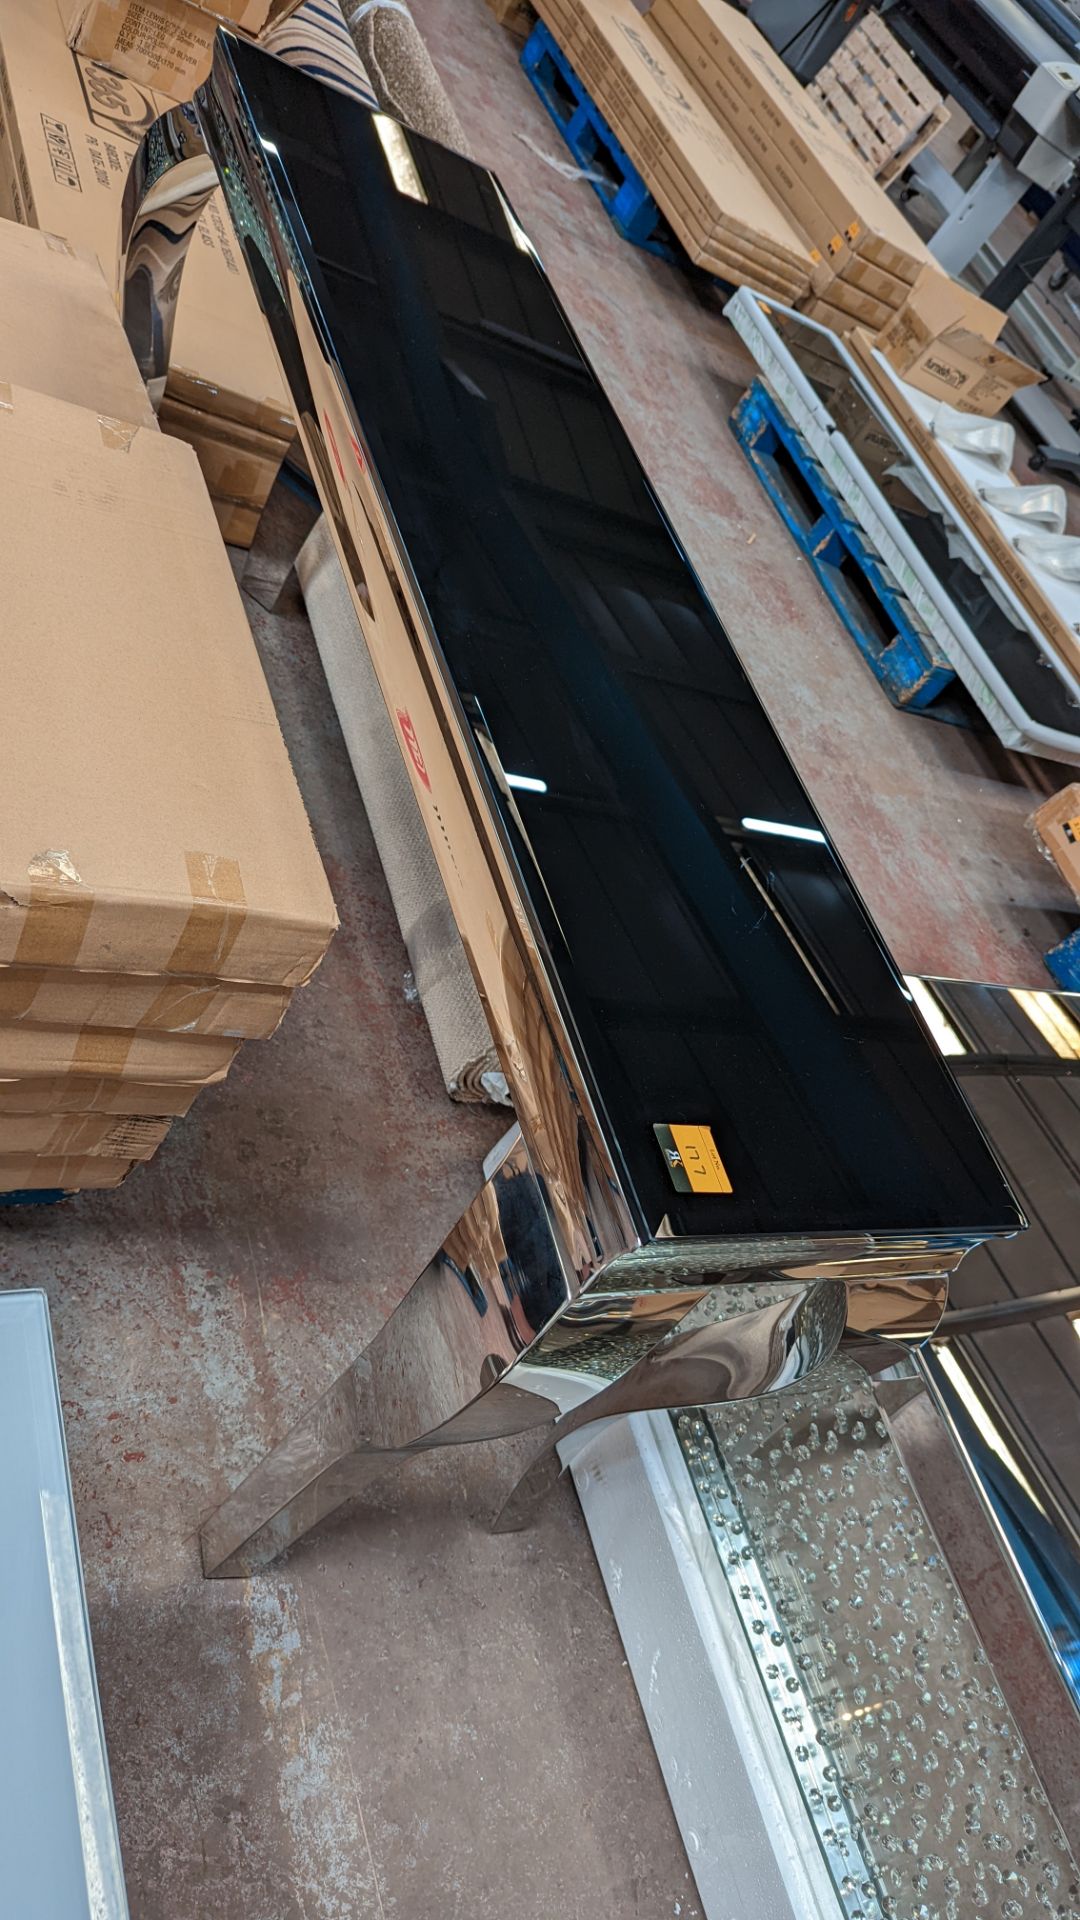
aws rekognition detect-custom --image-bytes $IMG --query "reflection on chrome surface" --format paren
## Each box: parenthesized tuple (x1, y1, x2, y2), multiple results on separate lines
(119, 40, 1023, 1577)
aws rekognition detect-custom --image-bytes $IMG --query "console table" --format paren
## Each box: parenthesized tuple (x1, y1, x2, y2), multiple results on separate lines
(118, 38, 1023, 1577)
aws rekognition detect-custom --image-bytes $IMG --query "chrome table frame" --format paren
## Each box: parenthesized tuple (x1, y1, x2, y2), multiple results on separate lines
(119, 39, 1013, 1578)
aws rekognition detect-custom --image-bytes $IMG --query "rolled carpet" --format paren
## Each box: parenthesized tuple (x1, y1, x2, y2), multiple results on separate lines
(296, 518, 509, 1104)
(345, 0, 468, 152)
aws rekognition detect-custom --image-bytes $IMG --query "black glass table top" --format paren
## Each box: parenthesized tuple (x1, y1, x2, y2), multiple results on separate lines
(200, 39, 1021, 1246)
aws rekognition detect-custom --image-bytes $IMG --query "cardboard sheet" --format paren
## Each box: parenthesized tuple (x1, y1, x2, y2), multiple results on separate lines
(0, 215, 157, 424)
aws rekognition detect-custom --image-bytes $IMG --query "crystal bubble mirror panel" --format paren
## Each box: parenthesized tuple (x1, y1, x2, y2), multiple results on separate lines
(677, 1356, 1080, 1920)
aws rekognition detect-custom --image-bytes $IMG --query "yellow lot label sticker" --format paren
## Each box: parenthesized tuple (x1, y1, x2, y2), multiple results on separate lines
(654, 1123, 734, 1196)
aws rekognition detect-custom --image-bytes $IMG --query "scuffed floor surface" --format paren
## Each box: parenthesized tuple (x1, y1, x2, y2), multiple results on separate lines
(0, 508, 702, 1919)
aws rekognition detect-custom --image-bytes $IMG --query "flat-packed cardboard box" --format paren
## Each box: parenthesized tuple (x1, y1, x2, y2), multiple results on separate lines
(158, 394, 288, 514)
(649, 0, 930, 273)
(0, 1023, 239, 1085)
(0, 1076, 204, 1115)
(874, 266, 1042, 415)
(0, 966, 291, 1039)
(837, 251, 909, 309)
(539, 0, 814, 283)
(0, 0, 292, 438)
(0, 383, 337, 982)
(0, 1153, 137, 1191)
(0, 216, 157, 425)
(0, 1111, 171, 1158)
(1032, 785, 1080, 899)
(804, 296, 857, 334)
(213, 496, 261, 546)
(819, 274, 892, 330)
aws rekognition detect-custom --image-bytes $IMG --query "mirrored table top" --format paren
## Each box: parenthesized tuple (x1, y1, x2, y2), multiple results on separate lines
(204, 42, 1021, 1248)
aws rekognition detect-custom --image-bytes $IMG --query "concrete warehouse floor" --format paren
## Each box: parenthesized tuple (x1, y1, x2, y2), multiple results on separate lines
(1, 4, 1077, 1916)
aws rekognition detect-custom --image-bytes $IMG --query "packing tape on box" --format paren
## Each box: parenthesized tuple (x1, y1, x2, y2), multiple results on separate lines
(135, 979, 225, 1032)
(70, 1028, 137, 1077)
(98, 416, 140, 452)
(0, 382, 12, 413)
(12, 880, 95, 970)
(42, 232, 73, 255)
(167, 853, 247, 977)
(0, 969, 45, 1020)
(7, 854, 247, 982)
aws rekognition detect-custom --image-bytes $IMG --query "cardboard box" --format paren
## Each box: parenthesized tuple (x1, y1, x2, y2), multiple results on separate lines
(546, 0, 810, 265)
(0, 1076, 204, 1115)
(649, 0, 849, 264)
(0, 0, 293, 437)
(62, 0, 221, 99)
(0, 384, 338, 982)
(0, 1152, 137, 1191)
(848, 330, 1080, 684)
(0, 1023, 238, 1084)
(62, 0, 354, 105)
(0, 215, 157, 425)
(649, 0, 930, 273)
(0, 1110, 171, 1158)
(0, 966, 291, 1038)
(804, 296, 856, 334)
(62, 0, 365, 107)
(483, 0, 536, 32)
(817, 273, 892, 329)
(1032, 785, 1080, 900)
(874, 266, 1042, 415)
(159, 394, 288, 511)
(837, 251, 909, 308)
(212, 496, 262, 546)
(538, 0, 814, 281)
(187, 0, 300, 28)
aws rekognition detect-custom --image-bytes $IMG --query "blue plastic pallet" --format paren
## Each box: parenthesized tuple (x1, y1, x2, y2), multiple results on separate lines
(1046, 926, 1080, 991)
(731, 382, 956, 712)
(520, 21, 685, 264)
(0, 1190, 68, 1207)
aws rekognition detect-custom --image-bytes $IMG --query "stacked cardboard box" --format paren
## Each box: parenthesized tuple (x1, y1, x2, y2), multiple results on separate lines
(0, 226, 336, 1195)
(645, 0, 933, 326)
(647, 0, 933, 326)
(534, 0, 817, 300)
(0, 0, 295, 543)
